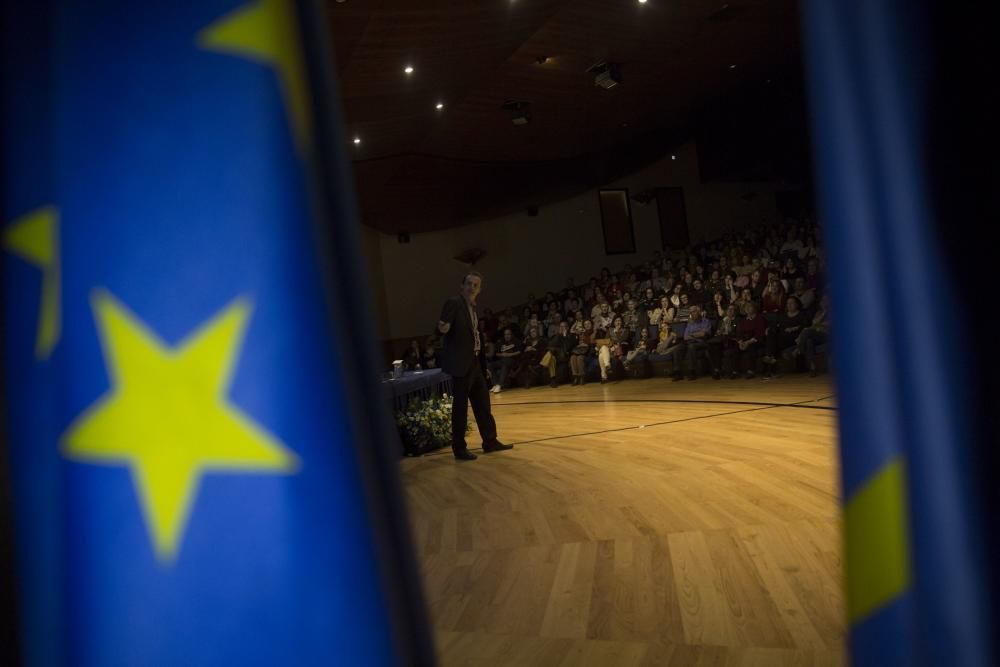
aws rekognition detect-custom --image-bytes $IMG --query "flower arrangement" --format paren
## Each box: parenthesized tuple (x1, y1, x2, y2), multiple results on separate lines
(395, 393, 470, 456)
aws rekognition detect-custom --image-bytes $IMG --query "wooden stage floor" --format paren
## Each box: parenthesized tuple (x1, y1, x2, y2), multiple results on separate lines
(399, 376, 845, 666)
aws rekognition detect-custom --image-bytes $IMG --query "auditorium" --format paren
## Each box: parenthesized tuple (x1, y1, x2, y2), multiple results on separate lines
(1, 1, 993, 665)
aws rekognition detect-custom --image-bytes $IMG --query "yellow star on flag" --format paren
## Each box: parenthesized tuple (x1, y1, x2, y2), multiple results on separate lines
(4, 206, 61, 359)
(61, 290, 299, 563)
(198, 0, 313, 151)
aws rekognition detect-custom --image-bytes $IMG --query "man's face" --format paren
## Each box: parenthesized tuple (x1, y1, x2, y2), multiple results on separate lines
(628, 301, 636, 311)
(680, 294, 689, 304)
(690, 307, 701, 321)
(787, 298, 799, 313)
(504, 330, 513, 341)
(693, 280, 702, 290)
(600, 304, 609, 315)
(463, 274, 482, 301)
(726, 306, 736, 318)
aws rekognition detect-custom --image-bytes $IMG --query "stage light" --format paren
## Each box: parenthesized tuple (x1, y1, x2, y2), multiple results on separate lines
(436, 102, 444, 110)
(404, 65, 414, 74)
(353, 137, 361, 145)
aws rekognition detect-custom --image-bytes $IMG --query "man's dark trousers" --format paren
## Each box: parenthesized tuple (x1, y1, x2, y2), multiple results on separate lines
(451, 363, 497, 456)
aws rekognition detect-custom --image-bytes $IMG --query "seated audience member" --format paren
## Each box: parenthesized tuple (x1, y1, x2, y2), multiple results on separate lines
(795, 293, 830, 376)
(804, 257, 825, 293)
(733, 300, 766, 378)
(623, 300, 642, 336)
(544, 301, 562, 337)
(515, 326, 545, 385)
(705, 269, 724, 296)
(624, 327, 651, 370)
(640, 287, 658, 313)
(723, 272, 739, 302)
(763, 296, 809, 377)
(591, 293, 609, 320)
(676, 293, 692, 322)
(422, 340, 439, 369)
(522, 312, 542, 339)
(570, 320, 597, 385)
(569, 309, 586, 335)
(651, 322, 685, 379)
(761, 278, 786, 315)
(790, 276, 816, 312)
(403, 339, 422, 370)
(564, 290, 582, 316)
(541, 320, 577, 388)
(668, 283, 684, 308)
(594, 326, 614, 384)
(708, 304, 740, 379)
(749, 269, 766, 300)
(709, 290, 727, 319)
(688, 279, 708, 309)
(681, 305, 712, 380)
(489, 328, 522, 393)
(780, 256, 801, 288)
(609, 316, 630, 360)
(593, 302, 613, 331)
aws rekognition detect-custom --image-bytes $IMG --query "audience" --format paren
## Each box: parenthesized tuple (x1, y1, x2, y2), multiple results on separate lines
(394, 219, 830, 391)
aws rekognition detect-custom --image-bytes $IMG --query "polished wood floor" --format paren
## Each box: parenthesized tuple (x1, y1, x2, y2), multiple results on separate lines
(399, 376, 845, 666)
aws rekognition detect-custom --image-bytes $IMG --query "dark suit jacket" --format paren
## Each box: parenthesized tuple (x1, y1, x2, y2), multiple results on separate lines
(439, 295, 485, 377)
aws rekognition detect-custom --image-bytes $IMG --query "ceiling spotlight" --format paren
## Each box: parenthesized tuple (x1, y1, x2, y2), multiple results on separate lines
(638, 0, 648, 3)
(729, 64, 736, 69)
(404, 65, 414, 74)
(353, 137, 361, 145)
(535, 56, 549, 65)
(671, 154, 677, 160)
(435, 102, 444, 110)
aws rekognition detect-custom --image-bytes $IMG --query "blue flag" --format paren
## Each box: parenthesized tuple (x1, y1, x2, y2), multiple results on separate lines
(802, 1, 995, 665)
(2, 1, 428, 664)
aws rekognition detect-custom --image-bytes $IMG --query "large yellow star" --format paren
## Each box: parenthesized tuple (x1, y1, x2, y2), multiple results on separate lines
(61, 290, 299, 563)
(198, 0, 313, 152)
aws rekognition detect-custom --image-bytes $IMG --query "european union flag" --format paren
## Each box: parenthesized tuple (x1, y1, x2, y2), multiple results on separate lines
(2, 1, 430, 664)
(803, 0, 996, 665)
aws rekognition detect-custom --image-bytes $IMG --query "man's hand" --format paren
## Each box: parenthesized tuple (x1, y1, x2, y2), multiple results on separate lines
(438, 320, 451, 334)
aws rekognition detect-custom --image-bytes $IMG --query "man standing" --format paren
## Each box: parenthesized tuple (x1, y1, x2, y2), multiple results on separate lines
(438, 272, 513, 461)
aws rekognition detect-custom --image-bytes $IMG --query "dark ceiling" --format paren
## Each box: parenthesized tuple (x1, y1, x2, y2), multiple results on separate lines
(327, 0, 803, 233)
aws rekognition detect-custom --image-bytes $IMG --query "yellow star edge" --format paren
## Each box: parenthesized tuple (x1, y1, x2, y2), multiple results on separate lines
(3, 206, 61, 359)
(197, 0, 314, 152)
(61, 289, 299, 564)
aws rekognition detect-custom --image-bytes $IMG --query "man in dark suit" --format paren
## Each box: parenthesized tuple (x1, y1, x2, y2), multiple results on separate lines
(438, 272, 512, 461)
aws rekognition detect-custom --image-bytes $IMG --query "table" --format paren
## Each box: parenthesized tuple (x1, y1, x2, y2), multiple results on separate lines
(381, 369, 454, 413)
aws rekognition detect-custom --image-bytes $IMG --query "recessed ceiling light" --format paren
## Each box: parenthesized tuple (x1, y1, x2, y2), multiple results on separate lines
(353, 137, 361, 145)
(671, 154, 677, 160)
(638, 0, 648, 4)
(404, 65, 414, 74)
(436, 102, 444, 110)
(729, 64, 736, 69)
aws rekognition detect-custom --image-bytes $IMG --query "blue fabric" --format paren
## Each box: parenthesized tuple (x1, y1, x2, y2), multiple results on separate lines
(802, 0, 994, 664)
(2, 2, 400, 665)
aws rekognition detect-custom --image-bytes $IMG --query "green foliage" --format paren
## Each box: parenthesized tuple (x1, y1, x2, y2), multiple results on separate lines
(394, 393, 470, 453)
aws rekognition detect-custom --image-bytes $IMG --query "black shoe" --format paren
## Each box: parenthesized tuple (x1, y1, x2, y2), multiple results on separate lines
(671, 374, 683, 382)
(454, 451, 478, 461)
(712, 370, 721, 380)
(809, 368, 818, 377)
(550, 380, 559, 388)
(600, 377, 607, 384)
(483, 439, 513, 453)
(746, 371, 755, 379)
(687, 375, 697, 381)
